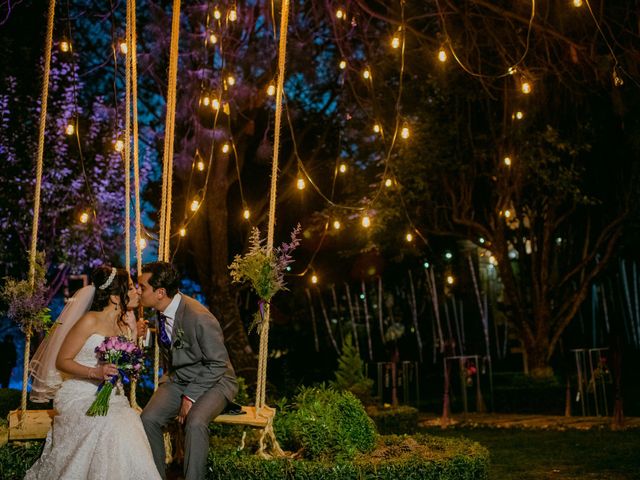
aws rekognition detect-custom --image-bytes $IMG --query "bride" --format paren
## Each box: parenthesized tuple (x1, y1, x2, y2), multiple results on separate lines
(25, 265, 160, 480)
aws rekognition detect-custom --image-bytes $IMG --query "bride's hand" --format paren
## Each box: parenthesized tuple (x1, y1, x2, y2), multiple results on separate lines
(90, 363, 118, 380)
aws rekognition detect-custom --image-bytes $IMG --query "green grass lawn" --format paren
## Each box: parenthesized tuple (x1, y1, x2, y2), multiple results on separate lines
(421, 427, 640, 480)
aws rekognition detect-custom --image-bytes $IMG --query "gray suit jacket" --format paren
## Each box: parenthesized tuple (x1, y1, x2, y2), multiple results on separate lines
(159, 294, 238, 403)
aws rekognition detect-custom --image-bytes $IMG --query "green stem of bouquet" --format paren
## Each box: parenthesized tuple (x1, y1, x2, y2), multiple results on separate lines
(86, 382, 114, 416)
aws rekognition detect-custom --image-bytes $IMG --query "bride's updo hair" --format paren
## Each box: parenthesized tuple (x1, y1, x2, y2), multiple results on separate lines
(90, 266, 130, 325)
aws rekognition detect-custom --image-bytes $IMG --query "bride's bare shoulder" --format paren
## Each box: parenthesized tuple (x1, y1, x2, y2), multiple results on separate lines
(74, 312, 100, 331)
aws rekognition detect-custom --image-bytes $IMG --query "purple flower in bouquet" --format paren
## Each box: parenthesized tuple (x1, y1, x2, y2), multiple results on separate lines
(86, 335, 144, 416)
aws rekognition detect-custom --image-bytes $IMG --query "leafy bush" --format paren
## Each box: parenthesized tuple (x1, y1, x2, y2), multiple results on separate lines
(274, 386, 377, 460)
(366, 404, 419, 434)
(206, 433, 489, 480)
(492, 373, 564, 414)
(0, 442, 43, 479)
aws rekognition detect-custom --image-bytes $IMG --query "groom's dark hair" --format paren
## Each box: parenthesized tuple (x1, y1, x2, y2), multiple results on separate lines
(142, 262, 180, 297)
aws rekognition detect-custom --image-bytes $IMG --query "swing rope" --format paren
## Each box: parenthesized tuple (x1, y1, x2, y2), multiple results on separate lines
(125, 0, 144, 410)
(252, 0, 290, 456)
(21, 0, 57, 426)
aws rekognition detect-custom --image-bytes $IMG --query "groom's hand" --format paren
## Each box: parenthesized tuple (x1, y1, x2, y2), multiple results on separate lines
(177, 396, 193, 424)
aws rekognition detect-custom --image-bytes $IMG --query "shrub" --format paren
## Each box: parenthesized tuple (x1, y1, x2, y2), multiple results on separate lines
(331, 334, 374, 404)
(206, 433, 489, 480)
(0, 442, 43, 479)
(367, 404, 419, 434)
(492, 373, 564, 414)
(274, 386, 377, 460)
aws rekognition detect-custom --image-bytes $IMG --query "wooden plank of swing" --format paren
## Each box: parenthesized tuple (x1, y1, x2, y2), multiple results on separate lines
(8, 409, 56, 440)
(214, 406, 275, 428)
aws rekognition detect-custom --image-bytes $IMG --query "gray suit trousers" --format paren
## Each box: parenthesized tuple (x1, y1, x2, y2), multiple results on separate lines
(141, 380, 228, 480)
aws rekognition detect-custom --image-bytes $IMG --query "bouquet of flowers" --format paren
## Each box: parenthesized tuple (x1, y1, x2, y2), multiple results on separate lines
(86, 335, 144, 416)
(229, 224, 301, 332)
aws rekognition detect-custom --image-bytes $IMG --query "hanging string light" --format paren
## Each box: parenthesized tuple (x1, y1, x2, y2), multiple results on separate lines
(190, 199, 200, 211)
(114, 139, 125, 152)
(512, 110, 524, 120)
(179, 227, 187, 237)
(335, 8, 345, 20)
(228, 8, 237, 21)
(503, 156, 512, 166)
(405, 232, 414, 242)
(446, 275, 455, 285)
(227, 75, 236, 86)
(401, 124, 410, 139)
(521, 80, 532, 94)
(59, 39, 71, 52)
(573, 0, 583, 6)
(211, 98, 220, 110)
(221, 142, 230, 153)
(243, 208, 251, 220)
(209, 32, 218, 45)
(201, 95, 211, 106)
(213, 8, 222, 20)
(79, 211, 90, 224)
(361, 215, 371, 228)
(338, 163, 347, 173)
(267, 83, 276, 96)
(119, 40, 128, 55)
(333, 220, 341, 230)
(438, 47, 447, 62)
(373, 123, 381, 133)
(65, 122, 75, 136)
(362, 68, 371, 80)
(339, 60, 347, 70)
(197, 160, 205, 171)
(296, 176, 306, 190)
(139, 238, 147, 250)
(311, 274, 319, 284)
(384, 178, 393, 188)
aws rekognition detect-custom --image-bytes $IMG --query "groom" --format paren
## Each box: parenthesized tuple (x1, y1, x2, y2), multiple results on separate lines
(139, 261, 238, 480)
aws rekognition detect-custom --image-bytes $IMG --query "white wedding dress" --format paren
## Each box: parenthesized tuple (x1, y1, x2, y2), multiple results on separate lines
(25, 334, 161, 480)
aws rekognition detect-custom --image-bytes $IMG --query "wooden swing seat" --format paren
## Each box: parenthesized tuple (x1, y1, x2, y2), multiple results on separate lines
(8, 405, 275, 441)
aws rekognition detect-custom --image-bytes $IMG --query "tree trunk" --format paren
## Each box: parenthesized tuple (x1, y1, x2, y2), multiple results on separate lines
(524, 336, 554, 379)
(191, 168, 257, 384)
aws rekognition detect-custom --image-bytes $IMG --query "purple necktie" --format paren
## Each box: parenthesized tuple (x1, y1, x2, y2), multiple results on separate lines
(157, 313, 171, 348)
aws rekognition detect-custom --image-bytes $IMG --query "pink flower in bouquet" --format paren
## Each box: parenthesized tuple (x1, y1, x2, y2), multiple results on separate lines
(86, 335, 145, 416)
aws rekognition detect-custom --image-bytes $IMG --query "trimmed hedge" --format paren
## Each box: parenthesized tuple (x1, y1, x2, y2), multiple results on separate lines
(207, 433, 489, 480)
(492, 373, 564, 414)
(367, 405, 419, 435)
(0, 432, 489, 480)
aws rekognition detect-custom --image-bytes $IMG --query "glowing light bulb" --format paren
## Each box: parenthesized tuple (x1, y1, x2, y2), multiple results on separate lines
(213, 8, 222, 20)
(228, 9, 237, 21)
(209, 33, 218, 44)
(373, 124, 381, 133)
(339, 60, 347, 70)
(384, 178, 393, 188)
(489, 255, 497, 265)
(243, 209, 250, 220)
(406, 232, 414, 242)
(60, 40, 70, 52)
(391, 36, 400, 49)
(311, 274, 318, 284)
(479, 237, 485, 244)
(503, 156, 512, 166)
(361, 215, 371, 228)
(401, 125, 410, 139)
(504, 209, 512, 218)
(363, 68, 371, 80)
(333, 220, 341, 230)
(521, 81, 532, 94)
(446, 275, 455, 285)
(139, 238, 147, 249)
(221, 143, 230, 154)
(296, 177, 306, 190)
(65, 123, 75, 136)
(336, 8, 345, 19)
(79, 212, 89, 224)
(339, 163, 347, 173)
(267, 84, 276, 96)
(119, 41, 128, 54)
(573, 0, 583, 6)
(179, 227, 186, 237)
(508, 66, 517, 75)
(114, 139, 125, 152)
(423, 261, 430, 269)
(227, 75, 236, 86)
(197, 160, 205, 171)
(211, 98, 220, 110)
(438, 48, 447, 62)
(445, 251, 453, 260)
(515, 111, 524, 120)
(190, 199, 200, 211)
(201, 95, 210, 106)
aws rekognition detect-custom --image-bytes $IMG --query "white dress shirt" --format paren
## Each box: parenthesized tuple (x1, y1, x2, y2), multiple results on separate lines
(160, 293, 182, 340)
